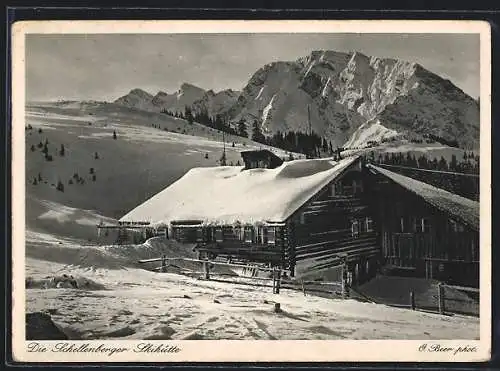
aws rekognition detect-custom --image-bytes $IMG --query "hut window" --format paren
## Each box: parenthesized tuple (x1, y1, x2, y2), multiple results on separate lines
(195, 228, 203, 242)
(422, 218, 430, 233)
(330, 182, 342, 196)
(267, 227, 276, 244)
(449, 219, 464, 232)
(414, 218, 430, 233)
(256, 227, 263, 243)
(351, 220, 359, 238)
(262, 228, 268, 244)
(359, 219, 366, 233)
(400, 217, 405, 232)
(330, 183, 336, 197)
(365, 217, 373, 232)
(299, 213, 306, 224)
(243, 227, 253, 243)
(352, 179, 363, 195)
(215, 228, 223, 242)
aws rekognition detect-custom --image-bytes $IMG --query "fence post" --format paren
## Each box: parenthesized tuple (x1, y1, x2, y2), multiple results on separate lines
(275, 269, 281, 294)
(161, 255, 167, 273)
(204, 260, 210, 280)
(272, 268, 278, 294)
(438, 283, 445, 314)
(341, 258, 350, 299)
(301, 279, 306, 296)
(410, 291, 415, 310)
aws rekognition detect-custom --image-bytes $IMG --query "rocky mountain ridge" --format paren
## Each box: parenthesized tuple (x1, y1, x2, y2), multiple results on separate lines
(113, 50, 480, 149)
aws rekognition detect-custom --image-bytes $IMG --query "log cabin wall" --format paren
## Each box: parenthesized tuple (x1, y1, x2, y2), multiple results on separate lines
(366, 172, 479, 288)
(286, 159, 380, 284)
(170, 221, 286, 267)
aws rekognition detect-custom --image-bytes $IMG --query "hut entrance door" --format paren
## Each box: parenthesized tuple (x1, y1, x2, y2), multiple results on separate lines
(393, 233, 416, 268)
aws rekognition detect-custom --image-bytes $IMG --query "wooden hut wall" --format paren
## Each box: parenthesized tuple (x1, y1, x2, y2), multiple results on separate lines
(170, 223, 286, 267)
(285, 160, 380, 282)
(366, 172, 479, 287)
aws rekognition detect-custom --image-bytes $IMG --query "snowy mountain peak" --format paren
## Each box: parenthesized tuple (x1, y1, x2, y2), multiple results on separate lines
(179, 83, 205, 94)
(127, 88, 154, 99)
(114, 88, 155, 111)
(228, 49, 479, 149)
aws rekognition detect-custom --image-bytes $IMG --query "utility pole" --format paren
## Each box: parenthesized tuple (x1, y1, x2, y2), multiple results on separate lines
(221, 127, 227, 166)
(307, 105, 312, 135)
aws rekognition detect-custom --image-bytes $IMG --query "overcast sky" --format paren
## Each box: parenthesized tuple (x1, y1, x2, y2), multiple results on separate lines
(26, 33, 480, 102)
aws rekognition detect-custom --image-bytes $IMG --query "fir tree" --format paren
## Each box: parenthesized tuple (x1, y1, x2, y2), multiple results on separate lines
(56, 180, 64, 192)
(185, 106, 194, 125)
(59, 144, 65, 157)
(237, 120, 248, 138)
(94, 152, 99, 160)
(450, 154, 458, 172)
(438, 156, 448, 171)
(30, 144, 35, 152)
(251, 120, 265, 143)
(113, 130, 117, 140)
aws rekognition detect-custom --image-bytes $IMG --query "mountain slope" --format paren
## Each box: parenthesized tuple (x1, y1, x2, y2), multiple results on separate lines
(151, 83, 206, 113)
(190, 89, 240, 118)
(114, 88, 156, 112)
(114, 83, 207, 114)
(228, 50, 479, 149)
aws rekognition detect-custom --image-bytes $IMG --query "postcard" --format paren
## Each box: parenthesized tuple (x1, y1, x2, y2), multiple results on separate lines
(11, 19, 491, 362)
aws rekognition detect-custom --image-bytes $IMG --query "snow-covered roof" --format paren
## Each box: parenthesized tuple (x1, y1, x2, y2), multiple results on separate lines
(368, 164, 479, 231)
(120, 156, 360, 226)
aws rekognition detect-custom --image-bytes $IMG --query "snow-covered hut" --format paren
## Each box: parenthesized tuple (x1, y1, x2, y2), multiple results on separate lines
(366, 164, 480, 287)
(120, 154, 379, 279)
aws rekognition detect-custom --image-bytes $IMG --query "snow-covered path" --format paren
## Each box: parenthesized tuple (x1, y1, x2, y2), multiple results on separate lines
(25, 257, 479, 340)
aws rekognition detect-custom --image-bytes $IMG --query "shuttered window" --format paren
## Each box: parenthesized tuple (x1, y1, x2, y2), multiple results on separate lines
(196, 228, 203, 242)
(267, 227, 276, 244)
(366, 217, 373, 232)
(351, 220, 359, 238)
(243, 226, 253, 242)
(215, 228, 223, 242)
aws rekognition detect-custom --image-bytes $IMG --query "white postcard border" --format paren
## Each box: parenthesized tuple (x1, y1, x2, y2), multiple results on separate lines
(11, 19, 492, 363)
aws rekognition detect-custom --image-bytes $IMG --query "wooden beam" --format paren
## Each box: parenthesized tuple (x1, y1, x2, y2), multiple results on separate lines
(118, 221, 150, 226)
(138, 257, 291, 274)
(295, 235, 377, 252)
(443, 284, 479, 293)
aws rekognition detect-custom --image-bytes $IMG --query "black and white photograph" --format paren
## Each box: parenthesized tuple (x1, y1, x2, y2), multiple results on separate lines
(11, 20, 491, 362)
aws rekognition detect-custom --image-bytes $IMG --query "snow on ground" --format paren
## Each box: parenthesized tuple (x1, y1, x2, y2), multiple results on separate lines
(120, 157, 357, 226)
(26, 110, 102, 122)
(23, 102, 479, 340)
(36, 199, 115, 226)
(25, 253, 479, 340)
